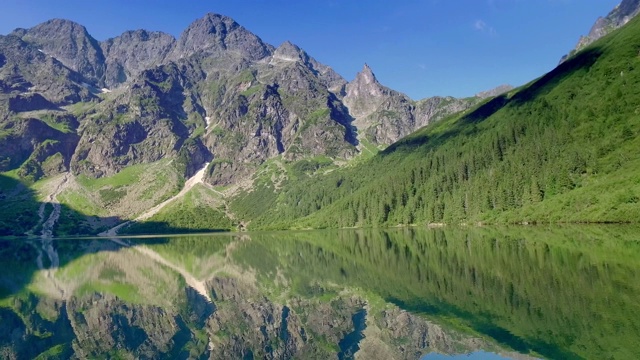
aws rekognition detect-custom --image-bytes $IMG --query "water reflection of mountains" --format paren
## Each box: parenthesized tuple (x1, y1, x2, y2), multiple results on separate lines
(1, 226, 639, 359)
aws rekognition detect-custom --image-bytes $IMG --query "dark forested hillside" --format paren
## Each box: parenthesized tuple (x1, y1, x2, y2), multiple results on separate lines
(232, 15, 640, 229)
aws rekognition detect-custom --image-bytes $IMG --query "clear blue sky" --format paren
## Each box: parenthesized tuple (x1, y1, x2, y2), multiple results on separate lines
(0, 0, 621, 99)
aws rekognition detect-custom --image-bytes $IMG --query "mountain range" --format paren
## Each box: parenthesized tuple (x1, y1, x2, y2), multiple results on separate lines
(0, 12, 495, 235)
(1, 0, 640, 236)
(0, 14, 487, 182)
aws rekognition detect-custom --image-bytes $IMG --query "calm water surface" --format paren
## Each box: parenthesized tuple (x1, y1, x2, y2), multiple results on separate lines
(1, 225, 639, 359)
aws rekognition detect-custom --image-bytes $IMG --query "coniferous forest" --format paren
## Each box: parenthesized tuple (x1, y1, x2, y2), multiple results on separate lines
(231, 16, 640, 230)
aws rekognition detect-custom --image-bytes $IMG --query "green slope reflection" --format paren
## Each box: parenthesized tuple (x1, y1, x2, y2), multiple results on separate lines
(234, 226, 640, 360)
(1, 225, 639, 359)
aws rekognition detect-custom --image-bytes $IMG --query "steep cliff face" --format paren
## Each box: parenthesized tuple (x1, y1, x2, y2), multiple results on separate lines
(343, 64, 479, 145)
(0, 34, 95, 105)
(199, 60, 356, 184)
(270, 41, 347, 92)
(170, 13, 274, 62)
(0, 33, 92, 180)
(13, 19, 106, 87)
(70, 61, 210, 178)
(0, 117, 79, 179)
(101, 30, 176, 87)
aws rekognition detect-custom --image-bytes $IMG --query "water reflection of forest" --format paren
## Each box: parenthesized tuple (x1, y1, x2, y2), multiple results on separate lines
(236, 226, 640, 360)
(1, 225, 639, 359)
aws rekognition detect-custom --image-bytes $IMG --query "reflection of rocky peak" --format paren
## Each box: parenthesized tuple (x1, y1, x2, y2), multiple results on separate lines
(563, 0, 640, 60)
(15, 19, 105, 86)
(171, 13, 274, 61)
(101, 29, 176, 87)
(0, 233, 529, 360)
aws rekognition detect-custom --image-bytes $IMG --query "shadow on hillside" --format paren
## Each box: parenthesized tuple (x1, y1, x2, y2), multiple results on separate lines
(510, 47, 602, 105)
(328, 92, 359, 146)
(380, 47, 604, 156)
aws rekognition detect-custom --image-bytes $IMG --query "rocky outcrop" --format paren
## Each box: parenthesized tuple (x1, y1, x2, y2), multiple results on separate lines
(475, 84, 514, 99)
(0, 34, 95, 105)
(0, 117, 79, 178)
(70, 61, 209, 178)
(414, 96, 476, 127)
(170, 13, 274, 62)
(7, 93, 57, 112)
(101, 30, 176, 87)
(563, 0, 640, 60)
(271, 41, 347, 92)
(14, 19, 106, 87)
(344, 64, 479, 145)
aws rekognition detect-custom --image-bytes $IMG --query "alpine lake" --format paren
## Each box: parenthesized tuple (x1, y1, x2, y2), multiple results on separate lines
(1, 225, 639, 359)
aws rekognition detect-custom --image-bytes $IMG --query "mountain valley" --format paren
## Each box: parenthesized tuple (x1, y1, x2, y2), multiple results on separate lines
(3, 3, 640, 359)
(1, 1, 640, 235)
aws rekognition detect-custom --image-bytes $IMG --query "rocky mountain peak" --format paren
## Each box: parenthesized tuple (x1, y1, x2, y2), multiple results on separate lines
(613, 0, 640, 24)
(198, 12, 240, 32)
(100, 29, 176, 87)
(270, 40, 346, 93)
(346, 64, 383, 100)
(358, 63, 378, 85)
(583, 0, 640, 42)
(16, 18, 105, 86)
(341, 62, 480, 145)
(343, 63, 405, 137)
(272, 41, 308, 63)
(563, 0, 640, 61)
(25, 18, 89, 37)
(171, 12, 273, 62)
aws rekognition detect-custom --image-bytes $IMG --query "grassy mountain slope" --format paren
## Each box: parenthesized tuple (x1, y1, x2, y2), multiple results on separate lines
(122, 184, 235, 234)
(233, 15, 640, 229)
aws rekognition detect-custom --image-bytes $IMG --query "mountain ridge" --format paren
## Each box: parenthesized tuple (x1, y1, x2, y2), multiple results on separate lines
(0, 12, 522, 235)
(562, 0, 640, 61)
